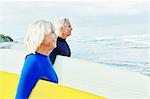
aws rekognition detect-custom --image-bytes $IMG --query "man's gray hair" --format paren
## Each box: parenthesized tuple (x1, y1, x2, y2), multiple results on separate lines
(56, 18, 70, 34)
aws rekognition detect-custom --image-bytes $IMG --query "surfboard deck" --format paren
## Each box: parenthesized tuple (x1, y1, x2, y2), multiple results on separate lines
(1, 49, 150, 99)
(0, 71, 105, 99)
(54, 56, 150, 99)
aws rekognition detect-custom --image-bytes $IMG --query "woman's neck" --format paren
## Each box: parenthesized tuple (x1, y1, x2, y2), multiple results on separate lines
(36, 46, 53, 56)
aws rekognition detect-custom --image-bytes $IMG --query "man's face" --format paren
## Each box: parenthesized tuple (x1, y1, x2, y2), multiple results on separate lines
(64, 22, 72, 36)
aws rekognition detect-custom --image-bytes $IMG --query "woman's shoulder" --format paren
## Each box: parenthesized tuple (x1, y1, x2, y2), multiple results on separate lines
(23, 53, 39, 70)
(25, 53, 34, 59)
(24, 53, 38, 64)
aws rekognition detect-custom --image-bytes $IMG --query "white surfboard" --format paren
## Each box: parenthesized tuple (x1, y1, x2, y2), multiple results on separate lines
(54, 55, 150, 99)
(0, 49, 150, 99)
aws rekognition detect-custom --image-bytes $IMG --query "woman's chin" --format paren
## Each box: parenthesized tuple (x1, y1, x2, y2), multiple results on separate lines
(53, 44, 57, 48)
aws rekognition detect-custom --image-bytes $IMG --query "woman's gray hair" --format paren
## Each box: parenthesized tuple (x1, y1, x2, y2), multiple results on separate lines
(24, 20, 55, 54)
(56, 18, 70, 34)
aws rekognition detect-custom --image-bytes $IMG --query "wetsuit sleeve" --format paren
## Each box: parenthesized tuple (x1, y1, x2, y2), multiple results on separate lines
(15, 59, 39, 99)
(44, 63, 58, 83)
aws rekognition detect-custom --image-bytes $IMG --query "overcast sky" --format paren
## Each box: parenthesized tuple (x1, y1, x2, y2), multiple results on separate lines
(0, 1, 149, 39)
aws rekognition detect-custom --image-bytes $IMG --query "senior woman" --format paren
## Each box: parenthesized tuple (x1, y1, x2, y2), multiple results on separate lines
(15, 20, 58, 99)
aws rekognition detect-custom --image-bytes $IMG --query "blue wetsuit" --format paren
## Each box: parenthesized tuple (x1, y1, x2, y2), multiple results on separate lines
(15, 52, 58, 99)
(49, 36, 71, 64)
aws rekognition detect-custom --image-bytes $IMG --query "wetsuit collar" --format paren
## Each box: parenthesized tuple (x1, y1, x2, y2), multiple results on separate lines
(57, 36, 66, 42)
(35, 52, 48, 58)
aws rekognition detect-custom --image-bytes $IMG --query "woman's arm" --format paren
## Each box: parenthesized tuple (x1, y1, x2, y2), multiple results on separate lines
(15, 58, 39, 98)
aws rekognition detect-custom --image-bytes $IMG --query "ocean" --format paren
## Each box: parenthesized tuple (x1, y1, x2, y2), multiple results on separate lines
(69, 34, 150, 76)
(0, 34, 150, 77)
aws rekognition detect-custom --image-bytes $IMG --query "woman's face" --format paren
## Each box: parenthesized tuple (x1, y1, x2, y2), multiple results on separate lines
(42, 33, 57, 51)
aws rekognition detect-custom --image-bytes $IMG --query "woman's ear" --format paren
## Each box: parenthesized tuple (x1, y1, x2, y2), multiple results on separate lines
(60, 27, 65, 33)
(59, 27, 63, 32)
